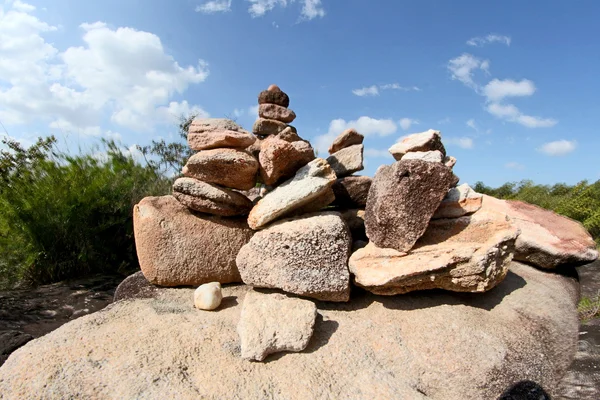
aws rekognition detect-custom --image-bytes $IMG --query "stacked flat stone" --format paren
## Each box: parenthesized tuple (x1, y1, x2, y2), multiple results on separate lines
(172, 118, 258, 217)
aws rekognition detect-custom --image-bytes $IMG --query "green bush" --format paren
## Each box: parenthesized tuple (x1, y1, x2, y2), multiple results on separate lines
(474, 179, 600, 245)
(0, 136, 172, 288)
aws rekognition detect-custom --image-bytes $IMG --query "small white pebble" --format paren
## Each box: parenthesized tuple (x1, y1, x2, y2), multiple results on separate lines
(194, 282, 223, 311)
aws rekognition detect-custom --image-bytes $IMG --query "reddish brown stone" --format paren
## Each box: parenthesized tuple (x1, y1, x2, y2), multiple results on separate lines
(328, 129, 364, 154)
(258, 89, 290, 108)
(258, 104, 296, 123)
(253, 118, 289, 136)
(259, 137, 315, 186)
(182, 148, 258, 190)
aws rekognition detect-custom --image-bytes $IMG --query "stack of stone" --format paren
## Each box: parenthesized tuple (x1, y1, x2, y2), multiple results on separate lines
(172, 119, 258, 217)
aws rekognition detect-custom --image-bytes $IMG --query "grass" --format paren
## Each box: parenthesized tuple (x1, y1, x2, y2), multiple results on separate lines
(578, 292, 600, 321)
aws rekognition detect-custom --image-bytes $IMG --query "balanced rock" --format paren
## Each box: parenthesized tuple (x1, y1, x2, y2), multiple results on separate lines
(328, 128, 364, 154)
(275, 126, 302, 142)
(332, 176, 372, 208)
(194, 282, 223, 311)
(253, 118, 289, 136)
(350, 209, 520, 295)
(182, 149, 258, 190)
(258, 87, 290, 108)
(482, 195, 599, 269)
(388, 129, 446, 160)
(238, 291, 317, 361)
(188, 119, 255, 151)
(237, 212, 352, 302)
(173, 177, 253, 217)
(258, 104, 296, 123)
(259, 137, 315, 186)
(365, 159, 455, 252)
(444, 155, 457, 169)
(401, 150, 444, 163)
(113, 271, 160, 302)
(326, 144, 364, 178)
(133, 196, 254, 286)
(0, 264, 579, 399)
(247, 158, 337, 230)
(433, 183, 483, 219)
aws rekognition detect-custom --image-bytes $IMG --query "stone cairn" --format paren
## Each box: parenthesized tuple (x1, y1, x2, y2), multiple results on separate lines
(133, 85, 598, 361)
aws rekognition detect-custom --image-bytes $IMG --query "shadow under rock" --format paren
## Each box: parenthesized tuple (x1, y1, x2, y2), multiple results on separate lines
(218, 296, 238, 311)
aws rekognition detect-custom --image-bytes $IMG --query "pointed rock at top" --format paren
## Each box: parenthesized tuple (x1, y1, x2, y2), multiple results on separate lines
(258, 85, 290, 108)
(328, 128, 364, 154)
(388, 129, 446, 160)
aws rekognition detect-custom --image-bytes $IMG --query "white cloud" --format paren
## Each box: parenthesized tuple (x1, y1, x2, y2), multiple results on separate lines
(352, 85, 379, 97)
(505, 162, 524, 170)
(195, 0, 232, 13)
(446, 137, 474, 149)
(379, 83, 421, 91)
(483, 79, 536, 101)
(0, 4, 209, 135)
(486, 103, 557, 128)
(399, 118, 418, 131)
(12, 0, 36, 12)
(364, 148, 392, 158)
(538, 140, 577, 156)
(447, 53, 490, 89)
(249, 105, 259, 116)
(301, 0, 325, 20)
(467, 34, 511, 47)
(247, 0, 289, 17)
(437, 117, 451, 125)
(466, 119, 477, 131)
(314, 116, 397, 155)
(156, 101, 209, 124)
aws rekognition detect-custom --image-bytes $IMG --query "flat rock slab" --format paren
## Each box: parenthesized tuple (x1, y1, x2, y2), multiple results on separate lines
(258, 104, 296, 123)
(401, 150, 444, 163)
(133, 196, 254, 286)
(238, 291, 317, 361)
(173, 177, 253, 216)
(365, 159, 455, 252)
(350, 209, 520, 295)
(182, 149, 258, 190)
(237, 212, 351, 302)
(482, 195, 599, 269)
(253, 118, 289, 136)
(432, 183, 483, 219)
(326, 144, 364, 178)
(188, 118, 247, 134)
(0, 262, 579, 399)
(248, 158, 336, 230)
(388, 129, 446, 160)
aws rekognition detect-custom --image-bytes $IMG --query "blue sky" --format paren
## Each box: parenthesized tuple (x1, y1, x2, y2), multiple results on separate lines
(1, 0, 599, 186)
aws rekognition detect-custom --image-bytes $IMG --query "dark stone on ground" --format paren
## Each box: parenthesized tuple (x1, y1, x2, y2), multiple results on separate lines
(113, 272, 160, 302)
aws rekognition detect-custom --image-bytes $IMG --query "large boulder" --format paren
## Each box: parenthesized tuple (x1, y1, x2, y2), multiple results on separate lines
(350, 209, 520, 295)
(238, 291, 317, 361)
(0, 262, 579, 399)
(172, 177, 253, 216)
(133, 196, 254, 286)
(388, 129, 446, 160)
(482, 195, 599, 269)
(237, 212, 351, 302)
(182, 149, 258, 191)
(187, 119, 255, 151)
(248, 158, 336, 230)
(364, 159, 455, 252)
(259, 137, 315, 186)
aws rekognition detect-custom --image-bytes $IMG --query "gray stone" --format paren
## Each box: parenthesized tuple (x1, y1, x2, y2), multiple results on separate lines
(331, 176, 371, 208)
(173, 177, 253, 216)
(253, 118, 288, 136)
(326, 144, 364, 178)
(328, 128, 364, 154)
(401, 150, 444, 163)
(388, 129, 446, 160)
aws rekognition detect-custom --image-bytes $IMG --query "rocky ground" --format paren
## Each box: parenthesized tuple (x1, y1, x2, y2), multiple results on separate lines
(0, 274, 124, 366)
(0, 264, 598, 396)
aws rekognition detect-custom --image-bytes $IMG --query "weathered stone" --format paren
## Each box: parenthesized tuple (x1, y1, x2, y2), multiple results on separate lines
(331, 176, 372, 208)
(188, 130, 256, 151)
(351, 209, 520, 295)
(173, 177, 253, 216)
(253, 118, 289, 136)
(194, 282, 222, 311)
(248, 158, 337, 230)
(328, 128, 364, 154)
(340, 209, 366, 241)
(258, 88, 290, 108)
(482, 195, 599, 269)
(433, 183, 483, 219)
(0, 263, 579, 399)
(287, 187, 335, 217)
(401, 150, 444, 163)
(133, 196, 254, 286)
(182, 149, 258, 190)
(238, 291, 317, 361)
(113, 271, 160, 302)
(326, 144, 364, 178)
(389, 129, 446, 160)
(275, 127, 302, 142)
(443, 155, 457, 169)
(188, 118, 246, 134)
(258, 104, 296, 123)
(237, 212, 351, 302)
(365, 159, 455, 252)
(259, 137, 315, 186)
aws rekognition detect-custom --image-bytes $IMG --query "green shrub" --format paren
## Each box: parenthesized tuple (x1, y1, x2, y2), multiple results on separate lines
(0, 136, 172, 288)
